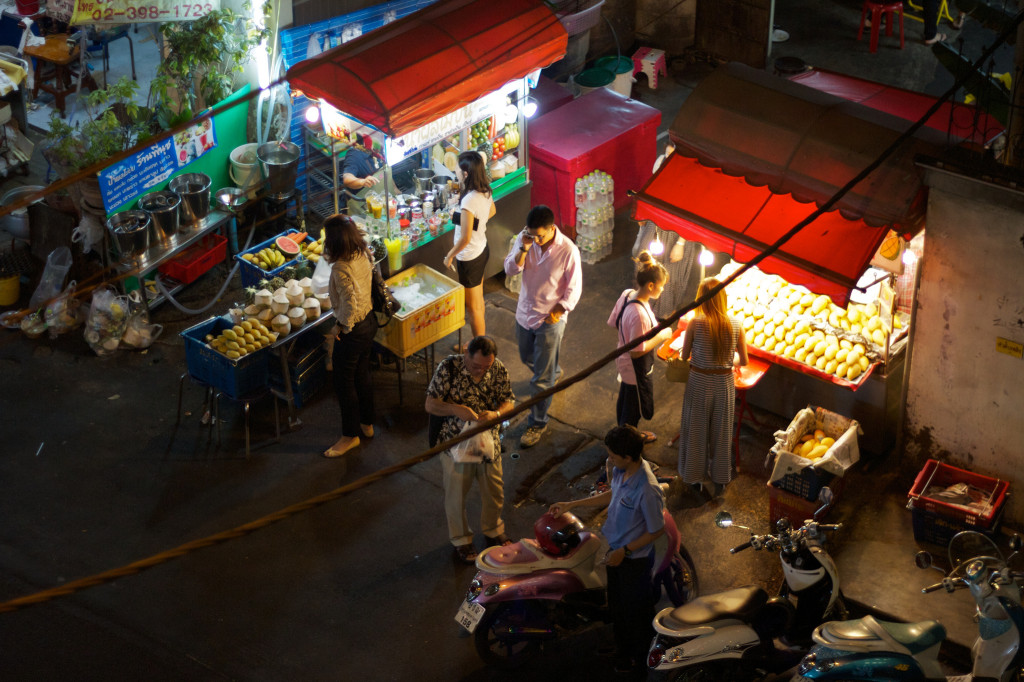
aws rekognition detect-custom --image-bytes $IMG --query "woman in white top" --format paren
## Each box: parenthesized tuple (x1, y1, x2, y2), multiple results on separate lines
(445, 151, 496, 349)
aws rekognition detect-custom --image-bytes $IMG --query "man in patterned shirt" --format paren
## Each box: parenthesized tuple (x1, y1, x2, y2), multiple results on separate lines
(425, 335, 516, 564)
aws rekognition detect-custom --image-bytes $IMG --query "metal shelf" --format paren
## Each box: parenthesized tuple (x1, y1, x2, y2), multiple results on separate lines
(304, 125, 342, 218)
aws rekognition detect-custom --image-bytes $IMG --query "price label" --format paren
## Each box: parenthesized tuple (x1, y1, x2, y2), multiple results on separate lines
(72, 0, 220, 24)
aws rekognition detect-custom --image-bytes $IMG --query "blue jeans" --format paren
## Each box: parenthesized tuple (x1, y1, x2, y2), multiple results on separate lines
(515, 319, 566, 428)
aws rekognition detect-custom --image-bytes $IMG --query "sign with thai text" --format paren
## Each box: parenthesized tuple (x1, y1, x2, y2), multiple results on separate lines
(996, 337, 1023, 359)
(72, 0, 219, 25)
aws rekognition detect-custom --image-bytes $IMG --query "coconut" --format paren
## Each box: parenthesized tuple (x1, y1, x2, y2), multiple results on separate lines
(287, 306, 306, 329)
(271, 314, 291, 336)
(243, 303, 262, 317)
(256, 307, 275, 323)
(254, 289, 272, 307)
(316, 292, 332, 310)
(270, 292, 290, 314)
(274, 286, 287, 300)
(298, 277, 313, 297)
(302, 297, 321, 321)
(286, 280, 305, 306)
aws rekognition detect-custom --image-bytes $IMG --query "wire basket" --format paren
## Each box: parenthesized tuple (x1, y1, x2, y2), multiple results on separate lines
(557, 0, 605, 36)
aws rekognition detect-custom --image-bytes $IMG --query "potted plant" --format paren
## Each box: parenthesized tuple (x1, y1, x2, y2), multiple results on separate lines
(149, 1, 271, 130)
(43, 76, 153, 212)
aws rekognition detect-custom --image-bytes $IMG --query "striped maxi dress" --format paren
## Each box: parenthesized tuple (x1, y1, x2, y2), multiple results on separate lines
(678, 317, 742, 485)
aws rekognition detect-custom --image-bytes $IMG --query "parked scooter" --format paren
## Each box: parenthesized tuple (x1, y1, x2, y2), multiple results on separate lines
(647, 487, 845, 681)
(794, 530, 1024, 681)
(455, 507, 698, 669)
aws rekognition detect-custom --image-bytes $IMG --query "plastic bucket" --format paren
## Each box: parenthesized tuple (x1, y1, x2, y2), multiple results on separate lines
(169, 172, 212, 228)
(257, 141, 301, 201)
(138, 191, 180, 245)
(229, 143, 261, 197)
(0, 275, 18, 306)
(15, 0, 39, 15)
(595, 56, 635, 97)
(573, 67, 614, 96)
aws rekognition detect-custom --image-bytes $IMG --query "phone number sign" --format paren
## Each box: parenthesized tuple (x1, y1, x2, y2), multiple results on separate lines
(72, 0, 219, 24)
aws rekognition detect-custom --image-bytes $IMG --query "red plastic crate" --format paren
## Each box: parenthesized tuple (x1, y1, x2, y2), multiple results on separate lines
(908, 459, 1008, 529)
(159, 233, 227, 284)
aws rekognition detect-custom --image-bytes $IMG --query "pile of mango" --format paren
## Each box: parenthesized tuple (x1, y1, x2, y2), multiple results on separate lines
(723, 266, 902, 382)
(204, 320, 278, 360)
(797, 429, 836, 460)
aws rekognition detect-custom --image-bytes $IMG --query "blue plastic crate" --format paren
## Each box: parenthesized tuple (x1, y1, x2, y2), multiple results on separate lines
(235, 229, 316, 288)
(269, 352, 328, 409)
(181, 317, 271, 399)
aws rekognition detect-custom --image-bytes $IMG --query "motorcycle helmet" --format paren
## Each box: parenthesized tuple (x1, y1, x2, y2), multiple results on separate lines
(534, 512, 584, 556)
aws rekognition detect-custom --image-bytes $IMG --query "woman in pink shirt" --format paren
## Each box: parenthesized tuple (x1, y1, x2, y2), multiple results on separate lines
(607, 251, 674, 442)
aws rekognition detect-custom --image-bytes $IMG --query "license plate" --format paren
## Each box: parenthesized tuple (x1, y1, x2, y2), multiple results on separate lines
(455, 600, 486, 633)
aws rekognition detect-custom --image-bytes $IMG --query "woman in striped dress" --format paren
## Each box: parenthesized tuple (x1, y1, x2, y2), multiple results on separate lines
(677, 277, 748, 497)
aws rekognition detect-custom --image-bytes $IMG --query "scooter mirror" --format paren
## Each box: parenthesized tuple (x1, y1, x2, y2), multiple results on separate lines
(915, 551, 933, 570)
(818, 487, 834, 508)
(1010, 535, 1022, 553)
(715, 511, 733, 529)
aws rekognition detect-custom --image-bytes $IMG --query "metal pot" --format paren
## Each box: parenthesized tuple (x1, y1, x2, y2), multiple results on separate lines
(168, 172, 212, 228)
(106, 210, 151, 263)
(138, 191, 180, 245)
(431, 175, 451, 206)
(0, 185, 43, 241)
(413, 168, 434, 195)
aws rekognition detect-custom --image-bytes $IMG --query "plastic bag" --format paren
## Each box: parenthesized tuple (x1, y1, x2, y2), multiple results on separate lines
(311, 254, 331, 297)
(119, 290, 163, 350)
(83, 285, 130, 356)
(28, 246, 72, 310)
(71, 212, 105, 255)
(43, 280, 85, 338)
(450, 421, 495, 464)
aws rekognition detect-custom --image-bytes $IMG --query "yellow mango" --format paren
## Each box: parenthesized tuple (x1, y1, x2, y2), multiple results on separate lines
(814, 429, 826, 440)
(764, 322, 777, 337)
(859, 355, 870, 371)
(795, 348, 809, 363)
(811, 295, 830, 315)
(222, 329, 237, 341)
(824, 345, 838, 361)
(800, 440, 816, 457)
(835, 347, 849, 362)
(836, 362, 848, 377)
(846, 306, 861, 323)
(846, 350, 862, 366)
(813, 340, 828, 356)
(840, 339, 853, 350)
(800, 434, 815, 443)
(785, 330, 796, 345)
(825, 359, 839, 375)
(871, 329, 887, 346)
(820, 437, 836, 447)
(846, 363, 863, 381)
(815, 355, 827, 370)
(754, 333, 766, 348)
(774, 326, 787, 341)
(808, 444, 829, 460)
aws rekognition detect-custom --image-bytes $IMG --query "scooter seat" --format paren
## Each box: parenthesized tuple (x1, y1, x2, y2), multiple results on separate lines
(816, 615, 946, 655)
(477, 533, 600, 574)
(661, 585, 768, 628)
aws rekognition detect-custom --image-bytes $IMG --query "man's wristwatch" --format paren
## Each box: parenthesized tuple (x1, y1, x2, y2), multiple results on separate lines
(519, 246, 529, 253)
(623, 547, 633, 558)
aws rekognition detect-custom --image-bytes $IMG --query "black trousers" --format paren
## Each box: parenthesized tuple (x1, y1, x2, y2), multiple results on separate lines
(607, 554, 656, 663)
(332, 312, 376, 437)
(616, 381, 642, 427)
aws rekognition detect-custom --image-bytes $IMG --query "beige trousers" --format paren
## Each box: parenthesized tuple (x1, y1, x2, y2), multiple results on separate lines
(441, 451, 505, 546)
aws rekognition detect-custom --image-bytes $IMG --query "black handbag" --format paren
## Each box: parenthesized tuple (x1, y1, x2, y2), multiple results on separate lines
(370, 259, 399, 326)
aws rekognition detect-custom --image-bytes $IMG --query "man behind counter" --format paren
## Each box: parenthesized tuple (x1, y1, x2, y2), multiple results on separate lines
(341, 137, 397, 215)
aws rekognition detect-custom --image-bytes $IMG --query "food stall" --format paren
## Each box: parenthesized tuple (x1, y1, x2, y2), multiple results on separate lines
(285, 0, 568, 280)
(632, 62, 962, 456)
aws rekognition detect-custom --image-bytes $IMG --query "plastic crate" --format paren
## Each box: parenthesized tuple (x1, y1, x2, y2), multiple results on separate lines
(908, 459, 1008, 528)
(375, 264, 465, 358)
(773, 467, 840, 502)
(158, 233, 227, 285)
(235, 229, 315, 288)
(768, 478, 844, 528)
(269, 352, 328, 409)
(910, 505, 1003, 547)
(181, 316, 270, 400)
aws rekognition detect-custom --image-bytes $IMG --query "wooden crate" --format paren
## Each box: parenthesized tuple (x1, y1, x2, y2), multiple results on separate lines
(375, 264, 464, 358)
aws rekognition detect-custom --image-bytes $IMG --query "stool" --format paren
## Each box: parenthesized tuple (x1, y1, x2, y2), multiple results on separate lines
(857, 1, 905, 54)
(631, 47, 667, 90)
(22, 33, 98, 116)
(733, 357, 771, 471)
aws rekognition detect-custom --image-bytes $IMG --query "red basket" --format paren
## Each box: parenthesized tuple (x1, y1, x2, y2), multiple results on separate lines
(907, 459, 1008, 528)
(159, 234, 227, 285)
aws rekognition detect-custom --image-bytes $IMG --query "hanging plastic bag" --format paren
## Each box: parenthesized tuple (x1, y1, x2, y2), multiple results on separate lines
(43, 280, 86, 338)
(119, 290, 163, 350)
(311, 254, 331, 297)
(450, 421, 495, 464)
(28, 246, 72, 311)
(70, 212, 105, 255)
(83, 285, 130, 356)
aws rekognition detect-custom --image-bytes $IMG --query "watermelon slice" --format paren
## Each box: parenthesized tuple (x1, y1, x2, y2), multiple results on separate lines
(276, 236, 300, 257)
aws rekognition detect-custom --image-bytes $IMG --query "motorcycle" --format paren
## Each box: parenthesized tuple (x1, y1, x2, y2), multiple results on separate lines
(647, 487, 845, 681)
(455, 506, 698, 669)
(794, 530, 1024, 681)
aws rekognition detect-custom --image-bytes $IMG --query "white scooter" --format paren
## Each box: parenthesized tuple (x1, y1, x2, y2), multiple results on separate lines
(795, 530, 1024, 681)
(647, 487, 845, 681)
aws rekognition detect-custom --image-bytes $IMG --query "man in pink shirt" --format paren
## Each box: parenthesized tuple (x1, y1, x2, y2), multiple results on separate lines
(504, 205, 583, 448)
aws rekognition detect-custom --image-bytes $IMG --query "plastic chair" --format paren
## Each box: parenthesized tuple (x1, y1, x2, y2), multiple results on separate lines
(86, 23, 135, 86)
(857, 0, 905, 54)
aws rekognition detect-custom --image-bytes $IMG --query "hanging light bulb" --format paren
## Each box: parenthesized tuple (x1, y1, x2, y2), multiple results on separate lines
(699, 249, 714, 267)
(649, 235, 664, 256)
(902, 249, 917, 266)
(305, 104, 320, 124)
(522, 98, 538, 118)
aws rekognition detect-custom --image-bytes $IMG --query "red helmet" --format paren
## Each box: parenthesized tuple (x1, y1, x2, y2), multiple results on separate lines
(534, 512, 584, 556)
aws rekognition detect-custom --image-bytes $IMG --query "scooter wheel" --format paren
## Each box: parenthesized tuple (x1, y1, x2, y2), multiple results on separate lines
(658, 549, 700, 607)
(474, 601, 546, 669)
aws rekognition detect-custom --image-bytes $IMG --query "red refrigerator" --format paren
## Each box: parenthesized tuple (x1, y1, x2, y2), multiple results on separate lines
(528, 87, 661, 239)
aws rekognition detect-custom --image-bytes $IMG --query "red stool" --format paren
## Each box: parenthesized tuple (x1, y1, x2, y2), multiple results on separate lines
(857, 0, 905, 53)
(732, 357, 771, 471)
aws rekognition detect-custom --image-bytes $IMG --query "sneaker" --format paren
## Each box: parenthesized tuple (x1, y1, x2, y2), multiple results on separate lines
(454, 544, 478, 564)
(519, 425, 547, 448)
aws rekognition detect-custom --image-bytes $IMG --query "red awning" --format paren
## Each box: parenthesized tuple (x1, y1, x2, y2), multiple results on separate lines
(633, 154, 890, 306)
(790, 68, 1003, 147)
(285, 0, 567, 139)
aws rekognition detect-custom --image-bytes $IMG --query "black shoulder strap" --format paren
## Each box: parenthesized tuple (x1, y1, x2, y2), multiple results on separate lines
(615, 295, 648, 345)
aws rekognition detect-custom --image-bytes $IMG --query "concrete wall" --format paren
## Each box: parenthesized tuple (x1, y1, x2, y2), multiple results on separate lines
(587, 0, 697, 65)
(907, 165, 1024, 524)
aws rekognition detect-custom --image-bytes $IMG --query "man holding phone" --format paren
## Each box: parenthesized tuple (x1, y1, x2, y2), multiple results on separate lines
(503, 205, 582, 449)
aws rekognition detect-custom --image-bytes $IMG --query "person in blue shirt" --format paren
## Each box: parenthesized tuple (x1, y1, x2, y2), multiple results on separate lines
(549, 424, 666, 674)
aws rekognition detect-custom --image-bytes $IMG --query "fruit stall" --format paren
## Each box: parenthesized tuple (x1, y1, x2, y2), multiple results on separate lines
(285, 0, 568, 280)
(634, 62, 948, 457)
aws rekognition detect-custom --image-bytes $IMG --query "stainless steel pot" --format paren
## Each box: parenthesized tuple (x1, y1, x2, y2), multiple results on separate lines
(413, 169, 434, 195)
(106, 210, 151, 262)
(431, 175, 451, 206)
(138, 191, 180, 245)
